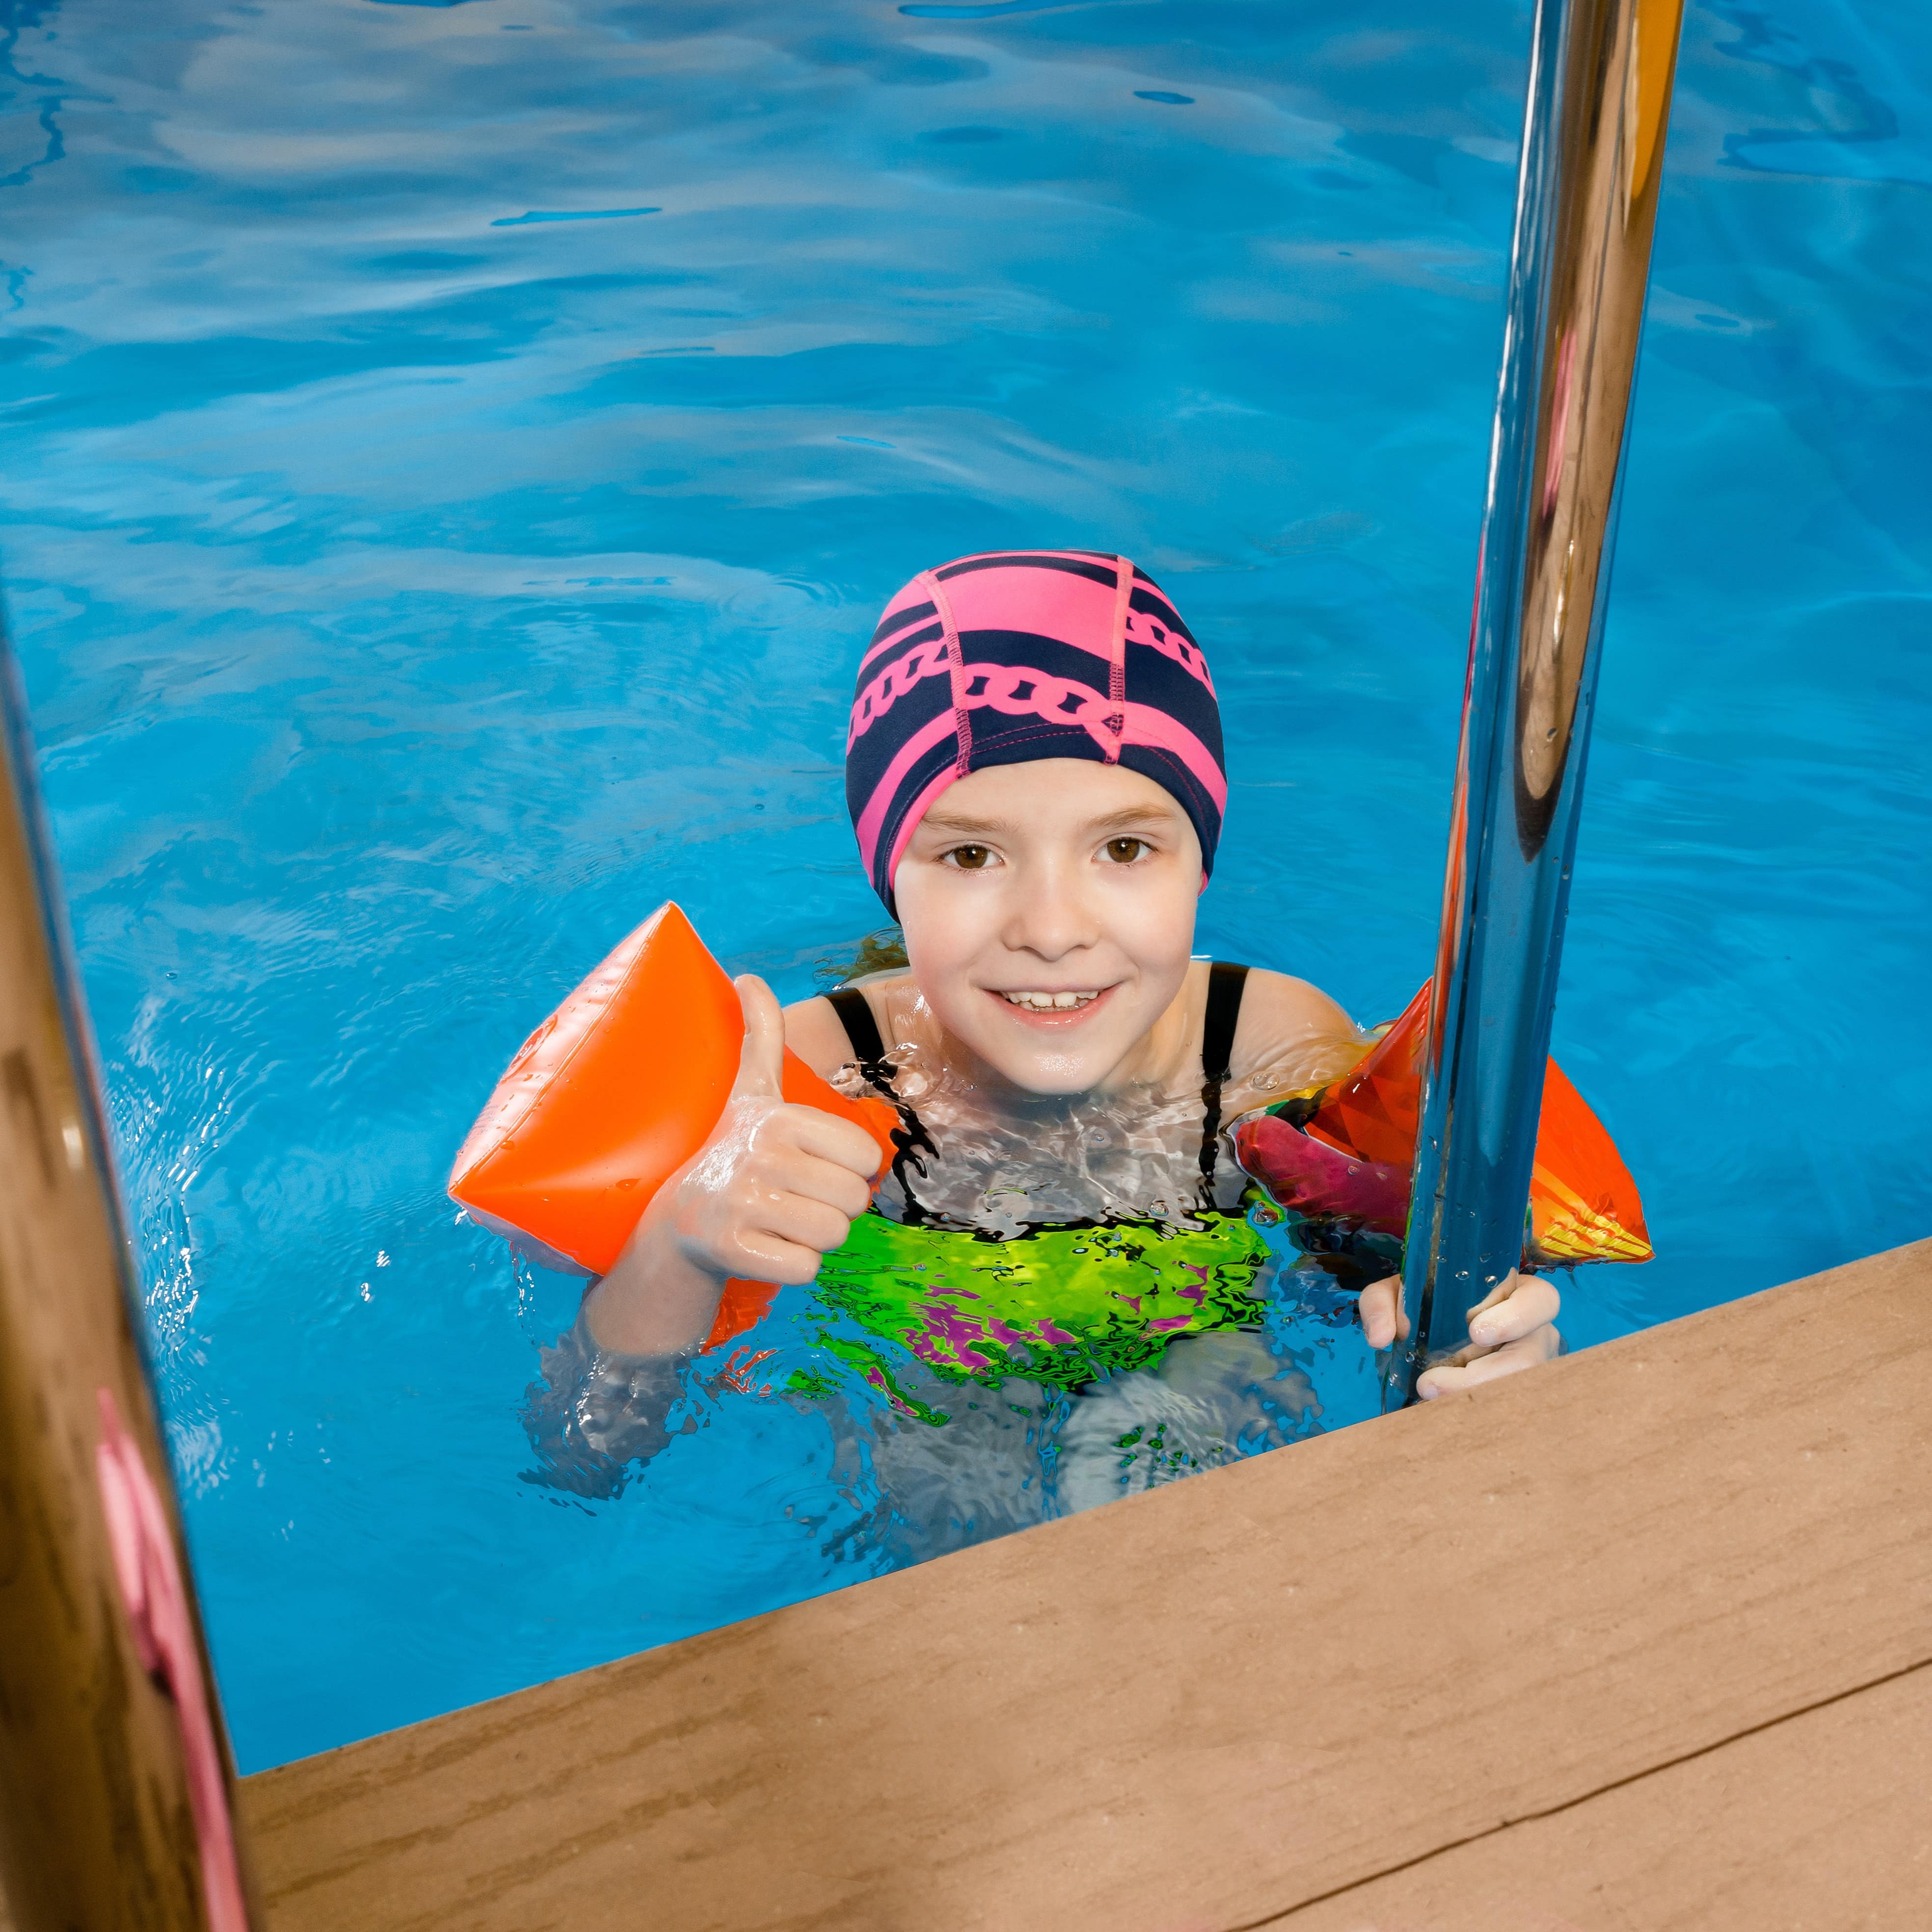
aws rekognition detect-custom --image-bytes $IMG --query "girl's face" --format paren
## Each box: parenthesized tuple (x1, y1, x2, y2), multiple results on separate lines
(892, 758, 1202, 1097)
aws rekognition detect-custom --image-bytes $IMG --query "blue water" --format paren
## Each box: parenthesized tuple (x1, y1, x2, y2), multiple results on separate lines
(2, 0, 1926, 1771)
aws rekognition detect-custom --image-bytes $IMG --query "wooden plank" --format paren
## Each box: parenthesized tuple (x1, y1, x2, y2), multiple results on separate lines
(237, 1238, 1932, 1932)
(1274, 1660, 1932, 1931)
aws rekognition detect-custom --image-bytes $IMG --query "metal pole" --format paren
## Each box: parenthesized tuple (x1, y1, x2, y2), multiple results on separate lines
(1386, 0, 1683, 1406)
(0, 633, 260, 1928)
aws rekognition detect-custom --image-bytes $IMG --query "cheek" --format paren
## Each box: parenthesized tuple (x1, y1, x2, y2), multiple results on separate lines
(895, 875, 990, 984)
(1110, 872, 1199, 976)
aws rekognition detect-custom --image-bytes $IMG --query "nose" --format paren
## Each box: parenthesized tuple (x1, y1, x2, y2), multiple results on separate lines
(998, 851, 1100, 964)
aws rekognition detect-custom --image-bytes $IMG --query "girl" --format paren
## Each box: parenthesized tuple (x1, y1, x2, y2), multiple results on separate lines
(533, 552, 1559, 1536)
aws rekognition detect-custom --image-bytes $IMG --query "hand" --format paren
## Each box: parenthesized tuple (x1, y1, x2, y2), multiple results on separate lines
(1357, 1268, 1562, 1398)
(661, 975, 883, 1287)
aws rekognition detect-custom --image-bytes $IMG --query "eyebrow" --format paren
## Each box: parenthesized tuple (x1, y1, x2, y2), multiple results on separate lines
(917, 810, 1016, 840)
(917, 802, 1181, 840)
(1084, 805, 1181, 834)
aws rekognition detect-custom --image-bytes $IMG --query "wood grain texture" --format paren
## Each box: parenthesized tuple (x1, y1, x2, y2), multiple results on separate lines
(1270, 1661, 1932, 1932)
(236, 1237, 1932, 1932)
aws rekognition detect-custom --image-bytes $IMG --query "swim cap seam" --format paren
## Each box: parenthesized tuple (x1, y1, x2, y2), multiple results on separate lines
(920, 568, 974, 780)
(1106, 553, 1131, 762)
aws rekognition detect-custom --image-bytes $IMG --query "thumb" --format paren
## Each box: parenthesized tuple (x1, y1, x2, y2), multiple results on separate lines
(730, 974, 787, 1100)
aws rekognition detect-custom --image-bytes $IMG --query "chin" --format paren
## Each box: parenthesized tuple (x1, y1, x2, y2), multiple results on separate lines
(970, 1030, 1130, 1096)
(1001, 1053, 1103, 1097)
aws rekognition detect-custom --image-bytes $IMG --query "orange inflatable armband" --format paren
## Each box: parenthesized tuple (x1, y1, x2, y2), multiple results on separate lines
(1241, 982, 1651, 1266)
(449, 902, 899, 1276)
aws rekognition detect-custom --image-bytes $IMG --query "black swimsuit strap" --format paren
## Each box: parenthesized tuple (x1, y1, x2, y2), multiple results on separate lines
(823, 985, 938, 1224)
(1198, 962, 1251, 1207)
(825, 984, 888, 1069)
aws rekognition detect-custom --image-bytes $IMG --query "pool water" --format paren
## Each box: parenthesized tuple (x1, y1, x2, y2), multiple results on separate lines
(2, 0, 1926, 1771)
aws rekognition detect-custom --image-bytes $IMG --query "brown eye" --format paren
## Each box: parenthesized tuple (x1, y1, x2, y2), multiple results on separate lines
(947, 844, 992, 870)
(1104, 837, 1147, 863)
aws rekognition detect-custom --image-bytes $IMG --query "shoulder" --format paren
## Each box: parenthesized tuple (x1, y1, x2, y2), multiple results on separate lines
(1224, 966, 1367, 1104)
(783, 971, 915, 1079)
(1232, 966, 1358, 1050)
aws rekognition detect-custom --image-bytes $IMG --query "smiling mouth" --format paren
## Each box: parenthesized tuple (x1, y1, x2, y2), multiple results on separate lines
(997, 989, 1103, 1012)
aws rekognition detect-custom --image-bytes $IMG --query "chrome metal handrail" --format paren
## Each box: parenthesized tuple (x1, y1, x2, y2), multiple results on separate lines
(1387, 0, 1683, 1404)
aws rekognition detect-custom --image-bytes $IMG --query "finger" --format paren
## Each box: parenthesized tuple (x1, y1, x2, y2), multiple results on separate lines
(740, 1187, 852, 1263)
(782, 1150, 875, 1221)
(1416, 1327, 1561, 1400)
(781, 1103, 889, 1181)
(1463, 1267, 1521, 1325)
(1357, 1275, 1400, 1350)
(736, 1139, 874, 1219)
(1432, 1310, 1564, 1372)
(723, 1228, 827, 1289)
(1467, 1274, 1561, 1348)
(1356, 1274, 1412, 1346)
(730, 974, 787, 1101)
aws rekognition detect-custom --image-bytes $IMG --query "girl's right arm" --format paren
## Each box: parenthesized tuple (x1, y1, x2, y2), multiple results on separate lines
(582, 975, 883, 1355)
(1224, 968, 1562, 1392)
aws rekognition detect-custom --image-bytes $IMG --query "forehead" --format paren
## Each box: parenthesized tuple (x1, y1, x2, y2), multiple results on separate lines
(919, 758, 1187, 833)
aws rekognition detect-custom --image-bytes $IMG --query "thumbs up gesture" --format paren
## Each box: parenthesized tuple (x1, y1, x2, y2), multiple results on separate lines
(675, 975, 885, 1282)
(585, 976, 884, 1355)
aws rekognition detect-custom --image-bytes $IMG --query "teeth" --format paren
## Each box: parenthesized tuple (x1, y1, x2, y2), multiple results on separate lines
(1002, 990, 1099, 1011)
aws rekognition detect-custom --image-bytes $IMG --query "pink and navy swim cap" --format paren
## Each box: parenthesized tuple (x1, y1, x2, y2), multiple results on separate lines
(846, 550, 1226, 913)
